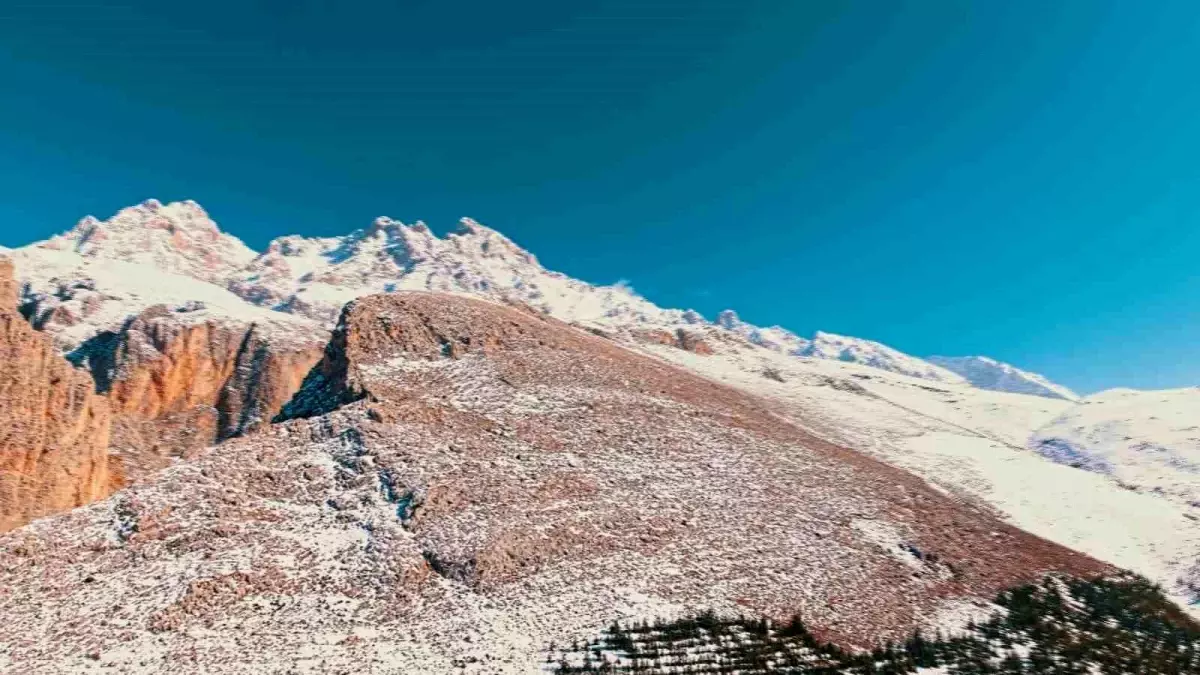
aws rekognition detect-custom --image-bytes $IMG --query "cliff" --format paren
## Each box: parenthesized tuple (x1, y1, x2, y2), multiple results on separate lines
(0, 257, 117, 531)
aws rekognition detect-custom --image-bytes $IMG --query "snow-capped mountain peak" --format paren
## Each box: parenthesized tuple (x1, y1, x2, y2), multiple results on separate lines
(927, 355, 1079, 401)
(12, 199, 1082, 399)
(37, 199, 256, 285)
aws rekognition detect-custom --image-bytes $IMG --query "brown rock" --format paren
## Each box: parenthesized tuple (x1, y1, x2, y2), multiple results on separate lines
(631, 327, 714, 355)
(0, 290, 1112, 668)
(0, 257, 18, 312)
(675, 328, 714, 354)
(76, 309, 326, 480)
(0, 258, 116, 532)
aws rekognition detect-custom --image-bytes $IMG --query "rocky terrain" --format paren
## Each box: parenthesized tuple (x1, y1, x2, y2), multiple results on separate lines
(0, 292, 1107, 673)
(0, 258, 117, 531)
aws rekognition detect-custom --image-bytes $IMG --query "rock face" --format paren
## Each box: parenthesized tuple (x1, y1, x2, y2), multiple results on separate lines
(71, 306, 326, 479)
(0, 258, 116, 532)
(0, 291, 1106, 671)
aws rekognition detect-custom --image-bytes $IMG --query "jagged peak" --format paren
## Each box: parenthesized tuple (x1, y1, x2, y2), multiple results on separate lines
(25, 200, 256, 288)
(11, 203, 1081, 399)
(53, 199, 232, 247)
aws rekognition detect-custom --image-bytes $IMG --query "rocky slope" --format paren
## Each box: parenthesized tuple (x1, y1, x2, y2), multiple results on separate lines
(2, 200, 1193, 600)
(67, 306, 327, 478)
(0, 258, 117, 532)
(0, 292, 1107, 673)
(639, 341, 1200, 614)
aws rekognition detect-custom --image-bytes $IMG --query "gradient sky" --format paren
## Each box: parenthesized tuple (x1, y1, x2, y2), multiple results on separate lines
(1, 1, 1198, 393)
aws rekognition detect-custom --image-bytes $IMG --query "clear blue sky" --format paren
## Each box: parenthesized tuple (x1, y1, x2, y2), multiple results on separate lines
(1, 1, 1198, 393)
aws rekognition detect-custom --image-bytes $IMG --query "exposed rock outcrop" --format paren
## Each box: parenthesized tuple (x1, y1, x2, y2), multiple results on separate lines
(631, 328, 715, 355)
(71, 307, 326, 479)
(0, 257, 18, 311)
(0, 258, 116, 532)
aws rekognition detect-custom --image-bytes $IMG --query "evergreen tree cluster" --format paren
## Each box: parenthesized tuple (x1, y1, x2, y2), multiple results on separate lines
(544, 574, 1200, 674)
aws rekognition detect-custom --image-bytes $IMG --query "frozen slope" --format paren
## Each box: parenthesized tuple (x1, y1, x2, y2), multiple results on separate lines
(799, 332, 968, 384)
(4, 246, 318, 350)
(637, 342, 1200, 614)
(1031, 387, 1200, 506)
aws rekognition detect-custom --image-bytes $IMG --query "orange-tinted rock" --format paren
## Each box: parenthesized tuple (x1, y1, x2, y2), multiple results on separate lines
(0, 257, 18, 312)
(0, 258, 116, 532)
(77, 309, 326, 480)
(631, 327, 714, 355)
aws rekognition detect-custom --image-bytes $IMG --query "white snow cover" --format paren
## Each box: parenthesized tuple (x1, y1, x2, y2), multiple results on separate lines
(1030, 387, 1200, 506)
(799, 331, 967, 384)
(4, 246, 319, 350)
(38, 199, 257, 285)
(928, 355, 1079, 401)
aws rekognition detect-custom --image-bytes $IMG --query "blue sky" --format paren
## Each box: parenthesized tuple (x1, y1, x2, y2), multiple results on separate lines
(1, 1, 1198, 393)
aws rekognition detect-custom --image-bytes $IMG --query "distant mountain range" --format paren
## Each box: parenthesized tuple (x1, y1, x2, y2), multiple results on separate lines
(5, 198, 1076, 399)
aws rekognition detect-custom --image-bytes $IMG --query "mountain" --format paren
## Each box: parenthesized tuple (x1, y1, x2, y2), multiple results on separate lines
(8, 200, 1072, 396)
(0, 200, 1196, 671)
(927, 355, 1079, 401)
(0, 291, 1109, 672)
(39, 199, 257, 286)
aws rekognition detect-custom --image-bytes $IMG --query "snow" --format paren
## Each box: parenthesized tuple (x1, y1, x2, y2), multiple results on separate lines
(7, 246, 318, 349)
(798, 332, 968, 384)
(38, 199, 257, 285)
(928, 355, 1079, 401)
(1030, 387, 1200, 506)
